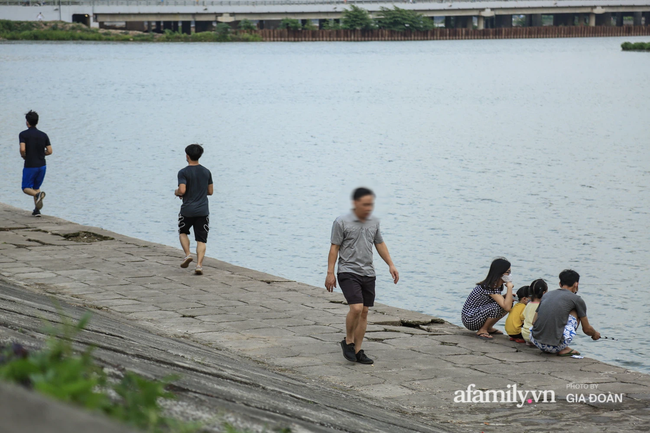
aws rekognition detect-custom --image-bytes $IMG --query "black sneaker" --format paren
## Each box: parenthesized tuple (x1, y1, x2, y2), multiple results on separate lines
(32, 208, 41, 217)
(35, 191, 46, 210)
(340, 339, 356, 362)
(355, 350, 374, 365)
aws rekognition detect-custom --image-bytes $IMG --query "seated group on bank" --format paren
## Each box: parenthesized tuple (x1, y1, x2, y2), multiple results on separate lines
(461, 258, 601, 356)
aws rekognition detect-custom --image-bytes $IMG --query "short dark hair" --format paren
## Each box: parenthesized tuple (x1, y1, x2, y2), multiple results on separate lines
(559, 269, 580, 287)
(352, 187, 375, 201)
(477, 257, 511, 289)
(185, 144, 204, 161)
(529, 278, 548, 301)
(516, 286, 530, 300)
(25, 110, 39, 126)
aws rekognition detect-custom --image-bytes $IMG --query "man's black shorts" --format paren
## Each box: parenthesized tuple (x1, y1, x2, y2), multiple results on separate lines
(178, 214, 209, 243)
(338, 272, 376, 307)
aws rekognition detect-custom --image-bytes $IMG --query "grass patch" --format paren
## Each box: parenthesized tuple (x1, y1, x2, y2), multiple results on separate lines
(621, 41, 650, 51)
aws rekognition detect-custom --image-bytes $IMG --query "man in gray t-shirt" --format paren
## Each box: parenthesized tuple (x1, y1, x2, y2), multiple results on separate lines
(325, 187, 399, 365)
(174, 144, 213, 275)
(530, 269, 600, 356)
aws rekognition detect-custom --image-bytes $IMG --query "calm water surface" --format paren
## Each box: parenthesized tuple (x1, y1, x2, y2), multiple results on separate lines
(1, 38, 649, 373)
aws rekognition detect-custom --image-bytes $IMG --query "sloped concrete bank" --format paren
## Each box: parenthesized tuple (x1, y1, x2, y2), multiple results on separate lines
(0, 202, 649, 432)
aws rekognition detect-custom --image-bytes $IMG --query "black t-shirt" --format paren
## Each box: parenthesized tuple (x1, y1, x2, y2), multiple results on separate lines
(19, 127, 51, 168)
(178, 165, 213, 217)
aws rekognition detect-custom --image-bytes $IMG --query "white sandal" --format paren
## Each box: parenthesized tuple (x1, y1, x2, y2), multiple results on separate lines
(194, 266, 203, 275)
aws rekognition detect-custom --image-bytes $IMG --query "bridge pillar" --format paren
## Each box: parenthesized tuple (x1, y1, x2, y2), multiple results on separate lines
(444, 16, 453, 29)
(596, 13, 611, 26)
(633, 12, 642, 26)
(588, 13, 596, 26)
(615, 13, 624, 26)
(531, 14, 543, 26)
(181, 21, 191, 34)
(172, 21, 179, 32)
(162, 21, 173, 31)
(477, 15, 485, 30)
(495, 15, 512, 28)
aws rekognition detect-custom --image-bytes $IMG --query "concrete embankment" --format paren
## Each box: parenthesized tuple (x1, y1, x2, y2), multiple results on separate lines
(0, 202, 649, 432)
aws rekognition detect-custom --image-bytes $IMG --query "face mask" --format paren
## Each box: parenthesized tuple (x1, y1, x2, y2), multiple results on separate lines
(502, 274, 512, 283)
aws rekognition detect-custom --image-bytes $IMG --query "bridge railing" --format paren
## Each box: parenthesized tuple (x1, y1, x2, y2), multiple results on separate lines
(0, 0, 619, 6)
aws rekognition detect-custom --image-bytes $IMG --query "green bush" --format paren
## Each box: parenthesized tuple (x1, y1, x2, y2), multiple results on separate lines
(215, 22, 232, 37)
(302, 20, 317, 31)
(238, 19, 257, 31)
(321, 20, 342, 30)
(341, 5, 376, 30)
(0, 312, 198, 433)
(376, 6, 433, 31)
(621, 41, 650, 51)
(0, 19, 37, 33)
(231, 32, 263, 42)
(279, 18, 302, 30)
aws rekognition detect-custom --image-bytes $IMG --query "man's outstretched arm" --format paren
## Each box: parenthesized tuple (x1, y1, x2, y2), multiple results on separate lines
(580, 316, 600, 340)
(375, 242, 399, 284)
(325, 244, 340, 292)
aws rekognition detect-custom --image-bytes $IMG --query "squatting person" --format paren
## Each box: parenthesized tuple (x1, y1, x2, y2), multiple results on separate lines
(19, 110, 52, 217)
(175, 144, 213, 275)
(325, 187, 399, 365)
(461, 257, 514, 340)
(530, 269, 600, 356)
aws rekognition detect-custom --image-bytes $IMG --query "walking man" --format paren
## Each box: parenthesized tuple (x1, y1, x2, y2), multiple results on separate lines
(325, 187, 399, 364)
(174, 144, 213, 275)
(19, 110, 52, 217)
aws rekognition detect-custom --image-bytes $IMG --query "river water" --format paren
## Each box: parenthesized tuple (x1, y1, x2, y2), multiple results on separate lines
(1, 38, 649, 373)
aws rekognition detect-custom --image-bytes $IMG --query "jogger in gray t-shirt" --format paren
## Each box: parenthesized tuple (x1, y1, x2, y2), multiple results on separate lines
(174, 144, 213, 275)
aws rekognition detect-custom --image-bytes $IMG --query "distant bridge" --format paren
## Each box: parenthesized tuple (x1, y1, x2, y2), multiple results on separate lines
(1, 0, 649, 31)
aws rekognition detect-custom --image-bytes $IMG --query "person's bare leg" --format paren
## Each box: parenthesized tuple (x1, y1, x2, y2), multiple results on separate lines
(196, 242, 206, 267)
(179, 234, 191, 257)
(346, 304, 363, 345)
(353, 306, 369, 353)
(23, 188, 39, 197)
(557, 310, 580, 356)
(477, 317, 501, 336)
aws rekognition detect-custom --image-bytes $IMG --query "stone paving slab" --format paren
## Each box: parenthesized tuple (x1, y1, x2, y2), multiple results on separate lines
(1, 202, 649, 432)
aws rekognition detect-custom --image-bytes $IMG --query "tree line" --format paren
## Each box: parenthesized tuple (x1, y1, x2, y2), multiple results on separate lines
(274, 5, 436, 32)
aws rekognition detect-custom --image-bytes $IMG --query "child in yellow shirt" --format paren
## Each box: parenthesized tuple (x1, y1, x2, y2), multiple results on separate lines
(522, 279, 548, 344)
(505, 286, 530, 343)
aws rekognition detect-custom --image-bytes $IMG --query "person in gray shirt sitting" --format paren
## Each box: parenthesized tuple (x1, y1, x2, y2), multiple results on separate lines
(530, 269, 600, 356)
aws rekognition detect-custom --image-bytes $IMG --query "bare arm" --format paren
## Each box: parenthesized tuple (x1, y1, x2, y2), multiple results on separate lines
(20, 142, 26, 159)
(44, 145, 52, 156)
(489, 282, 514, 312)
(325, 244, 340, 292)
(375, 242, 399, 284)
(580, 316, 600, 340)
(207, 184, 214, 196)
(175, 184, 186, 197)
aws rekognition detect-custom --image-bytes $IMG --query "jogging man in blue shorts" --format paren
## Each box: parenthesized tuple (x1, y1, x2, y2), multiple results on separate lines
(19, 110, 52, 217)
